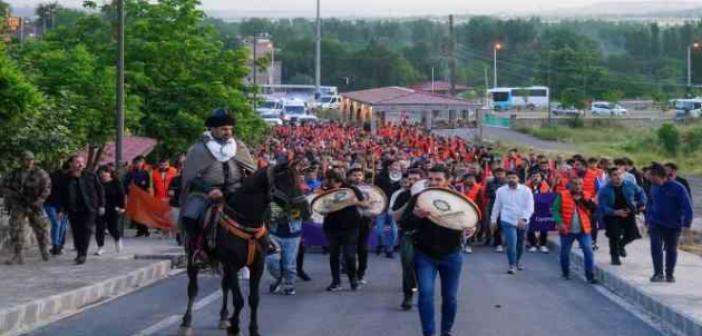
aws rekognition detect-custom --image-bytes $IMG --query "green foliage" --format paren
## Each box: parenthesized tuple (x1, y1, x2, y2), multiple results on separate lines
(560, 88, 586, 110)
(685, 127, 702, 153)
(601, 90, 624, 104)
(657, 123, 681, 155)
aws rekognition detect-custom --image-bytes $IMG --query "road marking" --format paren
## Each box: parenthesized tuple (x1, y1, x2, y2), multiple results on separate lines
(132, 290, 222, 336)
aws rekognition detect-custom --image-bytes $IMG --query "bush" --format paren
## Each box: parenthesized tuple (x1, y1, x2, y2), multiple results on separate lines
(566, 115, 584, 129)
(657, 123, 681, 154)
(685, 127, 702, 152)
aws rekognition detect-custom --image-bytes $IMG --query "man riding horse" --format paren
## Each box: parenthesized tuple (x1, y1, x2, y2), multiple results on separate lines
(180, 107, 268, 265)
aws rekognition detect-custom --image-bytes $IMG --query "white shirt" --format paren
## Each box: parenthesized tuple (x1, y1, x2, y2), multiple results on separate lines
(490, 184, 535, 226)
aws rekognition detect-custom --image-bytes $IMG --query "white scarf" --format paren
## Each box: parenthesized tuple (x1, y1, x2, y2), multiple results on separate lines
(204, 131, 237, 162)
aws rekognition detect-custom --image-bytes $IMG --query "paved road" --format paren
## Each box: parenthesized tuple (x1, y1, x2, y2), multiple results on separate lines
(30, 248, 661, 336)
(435, 126, 575, 151)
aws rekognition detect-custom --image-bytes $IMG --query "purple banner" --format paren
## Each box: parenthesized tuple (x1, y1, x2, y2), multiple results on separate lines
(529, 192, 557, 232)
(302, 221, 381, 248)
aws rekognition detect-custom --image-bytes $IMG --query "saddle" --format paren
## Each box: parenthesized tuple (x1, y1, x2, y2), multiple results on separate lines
(193, 204, 267, 268)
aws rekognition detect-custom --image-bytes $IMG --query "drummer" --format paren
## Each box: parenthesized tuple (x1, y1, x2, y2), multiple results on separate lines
(401, 166, 475, 336)
(322, 169, 369, 292)
(347, 167, 373, 284)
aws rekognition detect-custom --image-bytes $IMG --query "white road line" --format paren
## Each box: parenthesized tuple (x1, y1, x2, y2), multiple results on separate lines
(592, 284, 673, 336)
(132, 290, 223, 336)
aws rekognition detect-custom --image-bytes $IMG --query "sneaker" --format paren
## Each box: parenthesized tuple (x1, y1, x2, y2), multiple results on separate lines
(592, 243, 599, 251)
(650, 274, 665, 283)
(516, 264, 524, 271)
(507, 267, 516, 274)
(463, 246, 473, 254)
(350, 282, 361, 291)
(269, 281, 282, 294)
(665, 275, 676, 283)
(401, 295, 413, 310)
(495, 245, 504, 253)
(539, 246, 549, 254)
(326, 283, 342, 292)
(297, 271, 312, 282)
(611, 259, 622, 266)
(528, 246, 537, 253)
(40, 247, 50, 261)
(283, 288, 296, 296)
(358, 276, 367, 284)
(75, 256, 87, 265)
(115, 239, 123, 253)
(95, 247, 105, 256)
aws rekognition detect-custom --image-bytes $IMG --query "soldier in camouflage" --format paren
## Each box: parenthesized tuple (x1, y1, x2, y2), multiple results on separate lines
(1, 151, 52, 265)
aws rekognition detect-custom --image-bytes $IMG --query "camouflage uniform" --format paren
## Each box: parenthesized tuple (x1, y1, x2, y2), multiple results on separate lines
(1, 163, 52, 264)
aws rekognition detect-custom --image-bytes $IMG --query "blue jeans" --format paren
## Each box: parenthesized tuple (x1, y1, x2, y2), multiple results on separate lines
(414, 250, 463, 336)
(559, 233, 594, 280)
(649, 225, 681, 277)
(501, 221, 526, 267)
(44, 205, 67, 248)
(375, 212, 398, 252)
(266, 235, 301, 288)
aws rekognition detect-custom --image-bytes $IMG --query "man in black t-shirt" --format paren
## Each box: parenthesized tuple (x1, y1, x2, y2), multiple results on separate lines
(322, 170, 368, 292)
(401, 166, 475, 336)
(392, 169, 424, 311)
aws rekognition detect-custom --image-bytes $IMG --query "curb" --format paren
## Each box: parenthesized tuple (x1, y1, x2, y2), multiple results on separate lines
(0, 260, 172, 336)
(135, 253, 187, 268)
(547, 237, 702, 336)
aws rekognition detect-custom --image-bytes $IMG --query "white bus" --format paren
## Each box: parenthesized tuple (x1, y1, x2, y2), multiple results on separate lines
(261, 84, 338, 101)
(488, 86, 550, 111)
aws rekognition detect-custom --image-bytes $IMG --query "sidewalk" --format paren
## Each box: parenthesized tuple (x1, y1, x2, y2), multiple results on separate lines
(549, 229, 702, 336)
(0, 231, 184, 336)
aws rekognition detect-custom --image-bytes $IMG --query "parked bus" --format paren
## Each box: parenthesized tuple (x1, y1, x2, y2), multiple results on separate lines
(488, 86, 550, 111)
(261, 84, 338, 101)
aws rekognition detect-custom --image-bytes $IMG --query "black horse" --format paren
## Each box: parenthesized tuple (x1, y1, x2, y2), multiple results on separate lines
(179, 160, 308, 336)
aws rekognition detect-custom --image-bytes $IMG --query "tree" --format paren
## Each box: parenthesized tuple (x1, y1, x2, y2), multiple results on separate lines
(0, 42, 75, 171)
(35, 2, 61, 35)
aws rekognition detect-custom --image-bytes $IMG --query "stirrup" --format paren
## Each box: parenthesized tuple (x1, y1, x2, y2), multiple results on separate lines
(191, 249, 209, 268)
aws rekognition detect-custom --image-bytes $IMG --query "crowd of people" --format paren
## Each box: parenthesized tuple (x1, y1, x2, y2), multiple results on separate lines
(0, 113, 694, 336)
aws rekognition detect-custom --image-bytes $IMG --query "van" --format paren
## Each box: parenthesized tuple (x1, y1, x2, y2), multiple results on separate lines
(674, 99, 702, 119)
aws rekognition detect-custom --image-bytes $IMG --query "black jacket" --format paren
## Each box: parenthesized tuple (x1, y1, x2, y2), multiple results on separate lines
(60, 172, 105, 214)
(401, 194, 462, 258)
(374, 171, 401, 202)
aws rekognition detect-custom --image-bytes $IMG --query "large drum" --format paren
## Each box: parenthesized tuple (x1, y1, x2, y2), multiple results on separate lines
(357, 185, 388, 217)
(306, 194, 324, 223)
(415, 187, 481, 232)
(310, 188, 359, 215)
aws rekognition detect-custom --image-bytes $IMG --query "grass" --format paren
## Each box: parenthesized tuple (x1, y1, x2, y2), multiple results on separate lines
(517, 123, 702, 175)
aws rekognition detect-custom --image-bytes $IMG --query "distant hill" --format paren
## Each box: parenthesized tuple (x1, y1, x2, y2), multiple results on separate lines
(535, 1, 702, 19)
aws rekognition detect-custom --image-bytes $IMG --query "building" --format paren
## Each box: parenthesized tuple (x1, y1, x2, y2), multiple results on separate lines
(409, 80, 471, 97)
(340, 86, 481, 132)
(243, 37, 282, 86)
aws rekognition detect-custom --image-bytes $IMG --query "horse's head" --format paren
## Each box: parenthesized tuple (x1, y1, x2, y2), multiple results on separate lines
(267, 158, 311, 220)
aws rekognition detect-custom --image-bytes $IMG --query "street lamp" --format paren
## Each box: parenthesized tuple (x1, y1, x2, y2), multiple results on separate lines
(493, 43, 502, 88)
(688, 42, 700, 88)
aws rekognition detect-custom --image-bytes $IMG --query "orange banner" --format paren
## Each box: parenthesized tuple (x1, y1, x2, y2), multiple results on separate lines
(125, 185, 174, 230)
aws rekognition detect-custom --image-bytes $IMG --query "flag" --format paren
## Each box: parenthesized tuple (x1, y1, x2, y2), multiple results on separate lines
(125, 185, 174, 230)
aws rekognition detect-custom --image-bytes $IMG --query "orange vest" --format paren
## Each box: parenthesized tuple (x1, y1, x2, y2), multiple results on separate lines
(464, 183, 482, 202)
(554, 173, 570, 193)
(583, 168, 601, 197)
(152, 167, 177, 200)
(559, 191, 592, 234)
(527, 181, 550, 193)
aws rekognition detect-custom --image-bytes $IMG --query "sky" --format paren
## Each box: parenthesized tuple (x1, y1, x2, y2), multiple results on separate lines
(5, 0, 699, 16)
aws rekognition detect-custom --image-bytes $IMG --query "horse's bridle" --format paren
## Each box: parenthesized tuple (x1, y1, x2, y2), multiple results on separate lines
(266, 165, 306, 205)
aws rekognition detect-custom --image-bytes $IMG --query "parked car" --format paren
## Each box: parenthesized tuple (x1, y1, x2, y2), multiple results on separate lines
(256, 98, 284, 115)
(551, 105, 583, 117)
(591, 101, 627, 116)
(674, 98, 702, 119)
(260, 113, 283, 126)
(319, 95, 342, 110)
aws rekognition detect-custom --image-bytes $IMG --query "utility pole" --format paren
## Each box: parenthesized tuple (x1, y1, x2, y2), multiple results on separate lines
(315, 0, 321, 100)
(547, 52, 552, 125)
(431, 66, 435, 92)
(252, 35, 258, 111)
(115, 0, 125, 173)
(481, 66, 488, 142)
(448, 15, 456, 97)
